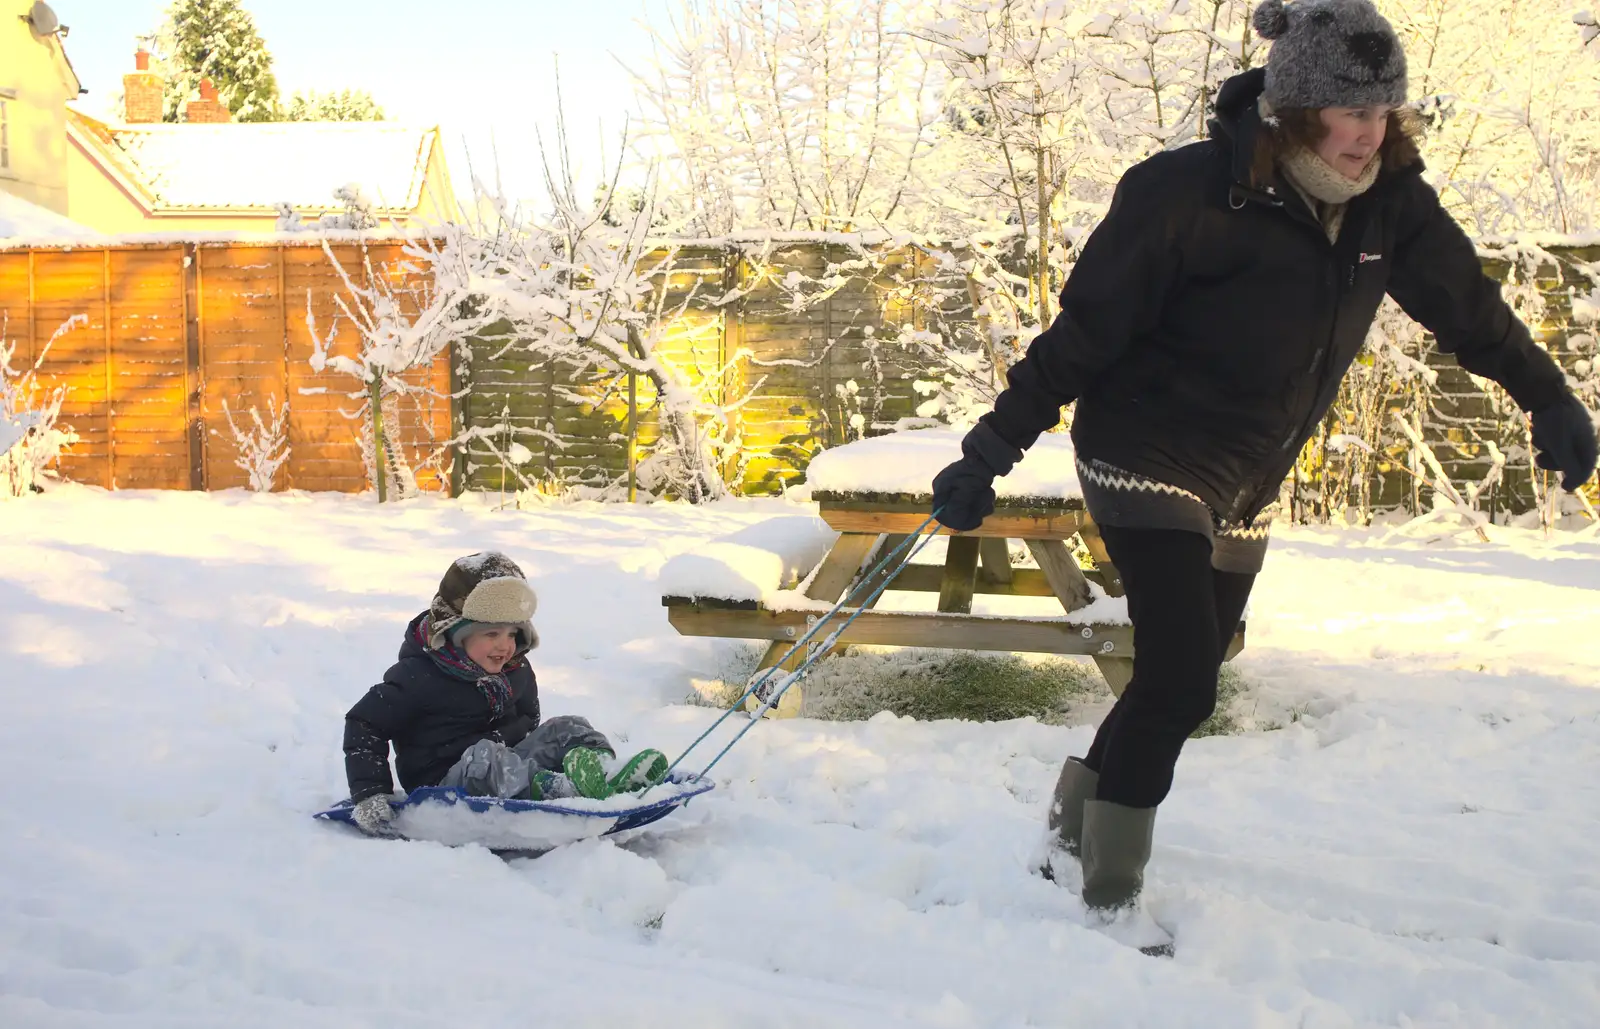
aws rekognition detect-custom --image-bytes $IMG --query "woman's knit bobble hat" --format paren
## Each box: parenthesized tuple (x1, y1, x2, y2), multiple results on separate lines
(1254, 0, 1407, 110)
(427, 551, 539, 652)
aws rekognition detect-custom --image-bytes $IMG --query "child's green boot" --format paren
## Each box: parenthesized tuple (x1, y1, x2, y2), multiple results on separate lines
(525, 769, 579, 801)
(608, 749, 669, 794)
(563, 747, 616, 799)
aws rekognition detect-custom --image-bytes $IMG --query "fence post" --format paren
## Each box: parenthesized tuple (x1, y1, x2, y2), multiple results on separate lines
(449, 338, 466, 498)
(276, 245, 291, 491)
(101, 249, 113, 490)
(183, 243, 205, 490)
(25, 250, 36, 372)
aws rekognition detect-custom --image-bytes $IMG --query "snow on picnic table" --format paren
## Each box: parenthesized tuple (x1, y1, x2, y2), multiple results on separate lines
(657, 513, 836, 602)
(805, 425, 1082, 500)
(2, 486, 1599, 1028)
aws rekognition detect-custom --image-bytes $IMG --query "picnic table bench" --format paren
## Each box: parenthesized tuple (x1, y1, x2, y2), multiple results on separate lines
(661, 428, 1245, 717)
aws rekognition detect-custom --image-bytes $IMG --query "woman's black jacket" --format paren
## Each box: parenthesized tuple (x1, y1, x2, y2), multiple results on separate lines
(986, 68, 1566, 524)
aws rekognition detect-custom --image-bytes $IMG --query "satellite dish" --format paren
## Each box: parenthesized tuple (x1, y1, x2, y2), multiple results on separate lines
(27, 1, 61, 36)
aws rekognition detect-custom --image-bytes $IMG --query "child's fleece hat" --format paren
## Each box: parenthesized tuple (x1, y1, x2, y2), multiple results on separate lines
(1254, 0, 1407, 110)
(427, 551, 539, 652)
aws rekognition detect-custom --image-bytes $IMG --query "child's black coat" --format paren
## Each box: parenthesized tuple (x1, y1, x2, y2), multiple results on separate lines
(343, 612, 540, 802)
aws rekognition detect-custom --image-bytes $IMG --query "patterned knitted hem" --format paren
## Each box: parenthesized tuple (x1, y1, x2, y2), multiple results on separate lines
(1076, 457, 1273, 574)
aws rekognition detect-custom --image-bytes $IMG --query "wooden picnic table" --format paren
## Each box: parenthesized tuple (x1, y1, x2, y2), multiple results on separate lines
(664, 487, 1248, 717)
(662, 428, 1245, 716)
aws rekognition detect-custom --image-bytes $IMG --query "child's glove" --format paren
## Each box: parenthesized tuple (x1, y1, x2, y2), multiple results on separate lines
(351, 794, 396, 836)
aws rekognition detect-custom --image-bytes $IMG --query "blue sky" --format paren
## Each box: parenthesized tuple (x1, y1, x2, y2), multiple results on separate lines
(54, 0, 674, 204)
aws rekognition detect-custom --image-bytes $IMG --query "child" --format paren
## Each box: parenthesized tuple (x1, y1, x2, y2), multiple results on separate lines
(342, 551, 666, 836)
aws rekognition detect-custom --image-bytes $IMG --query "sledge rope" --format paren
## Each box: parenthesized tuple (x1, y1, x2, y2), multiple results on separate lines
(648, 512, 946, 794)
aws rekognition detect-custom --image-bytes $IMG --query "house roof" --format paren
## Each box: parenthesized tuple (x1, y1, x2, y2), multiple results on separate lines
(0, 191, 99, 242)
(65, 111, 441, 214)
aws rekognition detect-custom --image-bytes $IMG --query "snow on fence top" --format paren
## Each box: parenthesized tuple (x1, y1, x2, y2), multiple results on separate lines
(804, 427, 1082, 501)
(658, 515, 837, 602)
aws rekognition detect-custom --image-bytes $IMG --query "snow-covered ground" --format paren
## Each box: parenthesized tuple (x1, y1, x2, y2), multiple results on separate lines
(2, 487, 1598, 1028)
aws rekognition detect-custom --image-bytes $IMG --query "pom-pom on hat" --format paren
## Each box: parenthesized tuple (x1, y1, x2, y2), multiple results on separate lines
(1253, 0, 1407, 110)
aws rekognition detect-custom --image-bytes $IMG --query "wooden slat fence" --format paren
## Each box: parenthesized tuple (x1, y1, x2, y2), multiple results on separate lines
(2, 237, 1594, 511)
(457, 241, 974, 496)
(0, 241, 451, 493)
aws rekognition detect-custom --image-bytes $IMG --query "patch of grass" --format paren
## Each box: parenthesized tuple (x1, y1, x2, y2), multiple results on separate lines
(803, 649, 1107, 723)
(1189, 663, 1250, 738)
(683, 641, 765, 709)
(691, 643, 1111, 724)
(687, 641, 1261, 736)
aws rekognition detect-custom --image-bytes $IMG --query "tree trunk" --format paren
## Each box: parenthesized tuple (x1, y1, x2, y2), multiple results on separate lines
(660, 397, 716, 503)
(1034, 101, 1051, 327)
(627, 367, 638, 502)
(369, 375, 388, 503)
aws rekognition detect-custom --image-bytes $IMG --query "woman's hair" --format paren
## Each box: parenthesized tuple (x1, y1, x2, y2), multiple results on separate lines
(1251, 106, 1424, 188)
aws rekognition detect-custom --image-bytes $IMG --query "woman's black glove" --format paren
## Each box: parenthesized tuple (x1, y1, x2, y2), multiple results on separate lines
(1530, 392, 1598, 492)
(931, 421, 1024, 532)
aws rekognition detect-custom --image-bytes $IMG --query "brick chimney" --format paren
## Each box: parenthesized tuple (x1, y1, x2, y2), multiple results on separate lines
(184, 78, 232, 124)
(123, 49, 164, 123)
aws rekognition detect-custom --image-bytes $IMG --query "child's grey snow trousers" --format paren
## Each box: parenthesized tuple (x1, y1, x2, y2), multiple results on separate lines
(439, 715, 612, 799)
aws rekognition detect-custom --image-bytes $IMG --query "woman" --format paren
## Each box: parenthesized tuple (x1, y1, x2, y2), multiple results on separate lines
(933, 0, 1597, 922)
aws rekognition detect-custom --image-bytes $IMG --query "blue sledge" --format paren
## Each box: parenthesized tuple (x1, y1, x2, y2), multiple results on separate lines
(315, 774, 715, 854)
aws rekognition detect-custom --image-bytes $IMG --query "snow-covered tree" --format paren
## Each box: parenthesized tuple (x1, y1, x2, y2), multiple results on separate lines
(307, 241, 474, 502)
(632, 0, 946, 235)
(150, 0, 280, 123)
(1, 314, 85, 498)
(219, 397, 289, 492)
(449, 179, 732, 499)
(1384, 0, 1600, 234)
(918, 1, 1261, 324)
(284, 89, 386, 122)
(428, 96, 755, 501)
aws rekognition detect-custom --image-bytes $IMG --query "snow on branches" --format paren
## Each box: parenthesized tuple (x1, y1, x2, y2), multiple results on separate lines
(1386, 0, 1600, 234)
(306, 238, 470, 501)
(440, 194, 732, 501)
(219, 396, 289, 492)
(1577, 10, 1599, 49)
(1, 314, 85, 498)
(632, 0, 945, 236)
(149, 0, 280, 122)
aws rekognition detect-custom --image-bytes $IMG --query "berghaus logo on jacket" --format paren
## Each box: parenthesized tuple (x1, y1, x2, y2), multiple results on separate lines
(1359, 252, 1383, 263)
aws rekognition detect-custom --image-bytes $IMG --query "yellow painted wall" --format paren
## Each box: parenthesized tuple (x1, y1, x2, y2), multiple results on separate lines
(413, 133, 460, 225)
(64, 130, 153, 233)
(0, 0, 79, 214)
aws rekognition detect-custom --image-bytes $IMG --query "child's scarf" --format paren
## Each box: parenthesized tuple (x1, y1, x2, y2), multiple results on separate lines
(414, 615, 521, 721)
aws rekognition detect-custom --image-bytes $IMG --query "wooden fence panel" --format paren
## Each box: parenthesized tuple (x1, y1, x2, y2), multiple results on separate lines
(199, 245, 285, 489)
(29, 249, 111, 487)
(281, 242, 452, 493)
(2, 237, 1592, 511)
(604, 248, 728, 492)
(733, 244, 838, 494)
(0, 253, 31, 364)
(108, 248, 187, 490)
(0, 241, 452, 495)
(461, 321, 557, 494)
(284, 243, 364, 491)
